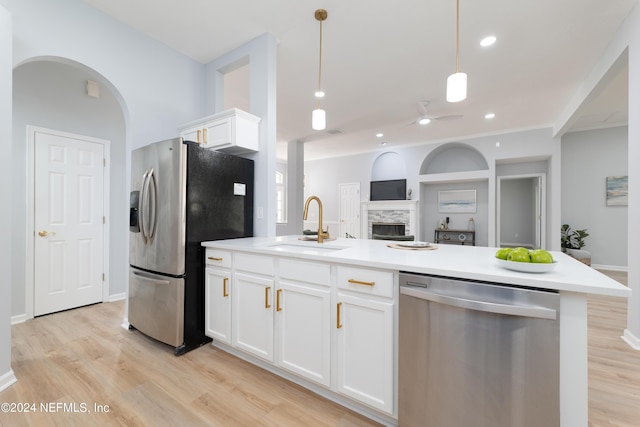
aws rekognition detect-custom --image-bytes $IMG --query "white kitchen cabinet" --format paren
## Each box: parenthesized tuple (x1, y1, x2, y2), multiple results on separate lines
(335, 265, 395, 414)
(178, 108, 260, 154)
(232, 272, 275, 362)
(335, 292, 394, 414)
(205, 267, 232, 344)
(276, 273, 331, 386)
(202, 247, 397, 421)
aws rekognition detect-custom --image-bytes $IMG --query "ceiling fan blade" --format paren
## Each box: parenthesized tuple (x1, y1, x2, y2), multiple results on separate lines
(432, 114, 463, 121)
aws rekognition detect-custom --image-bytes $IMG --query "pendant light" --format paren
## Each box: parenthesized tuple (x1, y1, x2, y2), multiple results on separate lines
(312, 9, 328, 130)
(446, 0, 467, 103)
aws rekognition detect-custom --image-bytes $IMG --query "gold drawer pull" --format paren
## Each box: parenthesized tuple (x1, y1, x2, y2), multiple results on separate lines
(208, 256, 223, 261)
(348, 278, 375, 287)
(276, 289, 282, 312)
(203, 127, 208, 143)
(197, 129, 202, 144)
(337, 302, 342, 329)
(265, 287, 271, 309)
(223, 278, 229, 297)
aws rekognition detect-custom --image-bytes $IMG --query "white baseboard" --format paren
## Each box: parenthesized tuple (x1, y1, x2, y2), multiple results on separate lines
(11, 313, 28, 325)
(0, 369, 17, 392)
(108, 292, 126, 302)
(592, 264, 628, 272)
(622, 329, 640, 350)
(10, 293, 126, 325)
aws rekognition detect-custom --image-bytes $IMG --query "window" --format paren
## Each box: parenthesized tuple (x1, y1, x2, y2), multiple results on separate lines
(276, 170, 287, 223)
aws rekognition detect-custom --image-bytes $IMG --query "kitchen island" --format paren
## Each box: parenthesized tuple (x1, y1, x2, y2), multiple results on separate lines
(202, 236, 630, 426)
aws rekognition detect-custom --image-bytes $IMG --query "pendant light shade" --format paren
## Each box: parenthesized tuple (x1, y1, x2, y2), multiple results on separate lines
(446, 72, 467, 103)
(312, 9, 328, 130)
(447, 0, 467, 103)
(312, 108, 326, 130)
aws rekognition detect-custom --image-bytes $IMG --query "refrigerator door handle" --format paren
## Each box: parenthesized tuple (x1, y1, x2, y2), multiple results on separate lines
(138, 169, 149, 243)
(132, 270, 171, 285)
(146, 168, 158, 243)
(136, 169, 158, 244)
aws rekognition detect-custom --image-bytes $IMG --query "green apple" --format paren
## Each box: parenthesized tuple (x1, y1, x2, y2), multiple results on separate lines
(512, 247, 530, 254)
(495, 248, 513, 260)
(508, 250, 531, 263)
(530, 249, 553, 263)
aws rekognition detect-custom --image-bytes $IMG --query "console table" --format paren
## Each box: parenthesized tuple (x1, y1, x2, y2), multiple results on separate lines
(434, 229, 475, 245)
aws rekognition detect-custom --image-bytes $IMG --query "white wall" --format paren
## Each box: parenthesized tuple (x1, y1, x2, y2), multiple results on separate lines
(628, 0, 640, 348)
(12, 60, 127, 317)
(562, 126, 628, 269)
(0, 3, 17, 391)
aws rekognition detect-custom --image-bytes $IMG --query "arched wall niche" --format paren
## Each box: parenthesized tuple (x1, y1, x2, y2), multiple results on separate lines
(371, 151, 407, 181)
(419, 142, 488, 175)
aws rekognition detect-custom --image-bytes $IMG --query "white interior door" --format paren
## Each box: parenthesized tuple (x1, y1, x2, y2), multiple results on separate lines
(339, 183, 360, 238)
(34, 130, 105, 316)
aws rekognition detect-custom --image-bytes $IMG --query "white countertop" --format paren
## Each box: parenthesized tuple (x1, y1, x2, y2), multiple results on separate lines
(202, 236, 630, 298)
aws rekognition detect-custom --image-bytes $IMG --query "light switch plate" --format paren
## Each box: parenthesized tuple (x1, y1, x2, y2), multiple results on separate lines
(234, 183, 246, 196)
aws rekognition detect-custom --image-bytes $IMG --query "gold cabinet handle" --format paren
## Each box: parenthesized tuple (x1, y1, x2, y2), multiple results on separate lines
(223, 278, 229, 297)
(348, 278, 375, 287)
(208, 256, 223, 261)
(265, 287, 271, 309)
(197, 129, 202, 144)
(276, 289, 282, 312)
(337, 302, 343, 329)
(202, 127, 208, 144)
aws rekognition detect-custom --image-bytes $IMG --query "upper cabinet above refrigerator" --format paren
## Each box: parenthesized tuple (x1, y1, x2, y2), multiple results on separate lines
(178, 108, 261, 155)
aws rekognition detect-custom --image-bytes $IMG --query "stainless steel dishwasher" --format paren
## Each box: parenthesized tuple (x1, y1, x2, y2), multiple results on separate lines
(399, 273, 560, 427)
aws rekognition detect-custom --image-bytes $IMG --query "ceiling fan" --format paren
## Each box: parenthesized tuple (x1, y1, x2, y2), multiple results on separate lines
(412, 100, 463, 125)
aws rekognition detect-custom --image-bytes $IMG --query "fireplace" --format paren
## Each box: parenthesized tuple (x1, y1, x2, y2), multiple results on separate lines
(361, 200, 419, 239)
(372, 222, 406, 237)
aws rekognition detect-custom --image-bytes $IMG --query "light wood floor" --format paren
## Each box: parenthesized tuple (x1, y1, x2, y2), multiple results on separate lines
(1, 270, 638, 426)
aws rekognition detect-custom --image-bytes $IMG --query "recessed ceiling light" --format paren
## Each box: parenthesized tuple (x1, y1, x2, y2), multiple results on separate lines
(485, 113, 496, 119)
(376, 133, 384, 138)
(314, 90, 325, 98)
(417, 117, 431, 125)
(480, 36, 496, 47)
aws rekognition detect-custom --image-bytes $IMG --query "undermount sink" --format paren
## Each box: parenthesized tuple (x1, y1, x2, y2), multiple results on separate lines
(267, 242, 346, 253)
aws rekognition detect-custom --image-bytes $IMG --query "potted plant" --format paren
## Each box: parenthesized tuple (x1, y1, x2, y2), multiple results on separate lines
(561, 224, 591, 265)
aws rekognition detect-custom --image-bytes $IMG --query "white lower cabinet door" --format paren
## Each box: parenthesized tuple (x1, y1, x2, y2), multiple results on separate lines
(336, 292, 394, 414)
(276, 281, 331, 387)
(205, 267, 231, 344)
(232, 272, 275, 362)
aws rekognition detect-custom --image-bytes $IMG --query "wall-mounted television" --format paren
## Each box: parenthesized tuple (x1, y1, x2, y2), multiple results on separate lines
(370, 179, 407, 201)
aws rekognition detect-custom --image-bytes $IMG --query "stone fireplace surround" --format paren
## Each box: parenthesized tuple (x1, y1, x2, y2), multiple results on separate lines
(361, 200, 419, 239)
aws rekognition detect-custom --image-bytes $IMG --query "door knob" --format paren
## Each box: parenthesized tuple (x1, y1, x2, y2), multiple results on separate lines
(38, 230, 55, 237)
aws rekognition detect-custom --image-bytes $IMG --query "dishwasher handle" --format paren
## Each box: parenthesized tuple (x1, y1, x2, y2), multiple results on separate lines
(400, 284, 557, 320)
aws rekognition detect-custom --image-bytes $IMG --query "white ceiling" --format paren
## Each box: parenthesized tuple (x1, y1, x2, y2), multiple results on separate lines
(80, 0, 635, 161)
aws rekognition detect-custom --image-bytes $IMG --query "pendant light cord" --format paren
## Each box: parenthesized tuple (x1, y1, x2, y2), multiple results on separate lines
(317, 17, 323, 108)
(455, 0, 460, 73)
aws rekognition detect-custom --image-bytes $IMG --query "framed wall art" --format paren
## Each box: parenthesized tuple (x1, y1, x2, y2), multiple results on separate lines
(438, 190, 477, 213)
(606, 176, 628, 206)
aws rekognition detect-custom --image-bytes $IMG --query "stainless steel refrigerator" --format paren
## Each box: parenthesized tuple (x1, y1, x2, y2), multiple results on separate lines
(128, 137, 253, 355)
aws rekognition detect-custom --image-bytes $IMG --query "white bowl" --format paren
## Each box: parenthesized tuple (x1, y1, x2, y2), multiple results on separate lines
(396, 241, 432, 248)
(495, 258, 558, 273)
